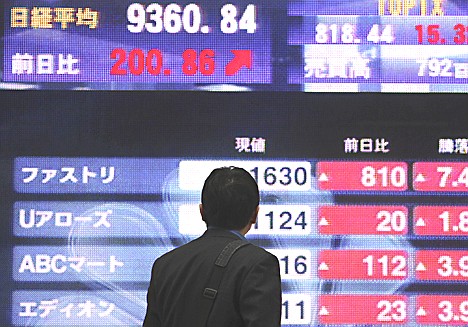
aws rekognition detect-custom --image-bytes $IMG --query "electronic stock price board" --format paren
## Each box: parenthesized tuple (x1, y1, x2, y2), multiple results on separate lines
(1, 1, 468, 327)
(1, 92, 468, 326)
(1, 0, 468, 91)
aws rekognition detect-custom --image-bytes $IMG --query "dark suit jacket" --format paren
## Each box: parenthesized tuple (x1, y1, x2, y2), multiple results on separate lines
(143, 228, 282, 327)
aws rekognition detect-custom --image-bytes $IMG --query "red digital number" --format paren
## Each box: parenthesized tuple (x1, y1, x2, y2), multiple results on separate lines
(413, 162, 468, 192)
(319, 250, 408, 280)
(418, 295, 468, 325)
(110, 48, 164, 76)
(415, 25, 442, 44)
(319, 295, 407, 324)
(416, 251, 468, 281)
(317, 161, 407, 191)
(414, 206, 468, 236)
(319, 205, 408, 235)
(110, 48, 127, 75)
(454, 24, 467, 45)
(182, 49, 215, 76)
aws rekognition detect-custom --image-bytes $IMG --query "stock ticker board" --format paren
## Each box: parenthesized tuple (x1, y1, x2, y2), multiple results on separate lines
(1, 1, 468, 327)
(1, 92, 467, 326)
(2, 0, 468, 91)
(10, 155, 468, 326)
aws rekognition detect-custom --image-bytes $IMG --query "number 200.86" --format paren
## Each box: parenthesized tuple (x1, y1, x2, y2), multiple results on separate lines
(110, 48, 215, 76)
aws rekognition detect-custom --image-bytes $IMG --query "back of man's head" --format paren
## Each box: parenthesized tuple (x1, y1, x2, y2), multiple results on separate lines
(201, 167, 259, 230)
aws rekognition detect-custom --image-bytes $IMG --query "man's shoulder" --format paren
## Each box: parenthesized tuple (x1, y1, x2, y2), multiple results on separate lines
(236, 241, 276, 263)
(154, 237, 202, 261)
(153, 233, 225, 263)
(155, 232, 273, 266)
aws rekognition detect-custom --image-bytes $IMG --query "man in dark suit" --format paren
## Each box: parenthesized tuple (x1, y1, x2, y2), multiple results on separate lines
(143, 167, 282, 326)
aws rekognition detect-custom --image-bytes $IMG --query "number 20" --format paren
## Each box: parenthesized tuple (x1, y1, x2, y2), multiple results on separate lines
(376, 210, 406, 232)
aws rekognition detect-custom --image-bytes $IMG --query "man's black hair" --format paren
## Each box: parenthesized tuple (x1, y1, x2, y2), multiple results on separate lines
(201, 167, 259, 230)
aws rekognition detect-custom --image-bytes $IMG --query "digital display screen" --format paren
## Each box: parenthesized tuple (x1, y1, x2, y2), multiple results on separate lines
(1, 1, 468, 326)
(1, 0, 468, 91)
(1, 92, 468, 326)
